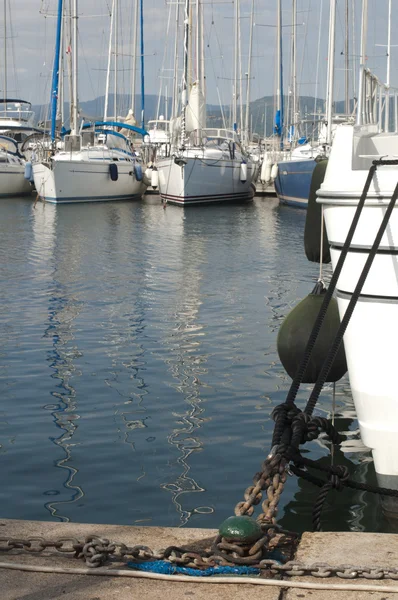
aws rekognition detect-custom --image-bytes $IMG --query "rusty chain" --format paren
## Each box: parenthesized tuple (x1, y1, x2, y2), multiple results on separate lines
(234, 448, 287, 525)
(1, 536, 398, 580)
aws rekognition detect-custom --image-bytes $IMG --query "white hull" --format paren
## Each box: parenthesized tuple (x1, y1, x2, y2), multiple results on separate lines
(33, 157, 146, 204)
(0, 162, 32, 197)
(157, 153, 256, 206)
(318, 124, 398, 497)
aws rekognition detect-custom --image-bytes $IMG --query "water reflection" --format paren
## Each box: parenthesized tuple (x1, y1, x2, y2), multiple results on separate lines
(0, 196, 385, 531)
(31, 203, 84, 521)
(145, 206, 211, 525)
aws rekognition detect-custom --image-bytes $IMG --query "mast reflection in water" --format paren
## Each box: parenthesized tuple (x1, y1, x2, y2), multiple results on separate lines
(33, 204, 84, 521)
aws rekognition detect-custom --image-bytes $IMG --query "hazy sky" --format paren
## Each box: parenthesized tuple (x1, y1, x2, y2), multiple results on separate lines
(2, 0, 396, 115)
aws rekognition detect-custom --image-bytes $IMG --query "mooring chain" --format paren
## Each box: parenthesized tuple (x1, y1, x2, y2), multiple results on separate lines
(2, 536, 398, 580)
(234, 451, 287, 523)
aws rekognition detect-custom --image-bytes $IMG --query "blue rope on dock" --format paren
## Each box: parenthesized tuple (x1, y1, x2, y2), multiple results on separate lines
(127, 560, 260, 577)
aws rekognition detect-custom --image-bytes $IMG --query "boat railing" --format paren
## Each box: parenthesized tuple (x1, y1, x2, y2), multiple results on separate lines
(357, 66, 398, 132)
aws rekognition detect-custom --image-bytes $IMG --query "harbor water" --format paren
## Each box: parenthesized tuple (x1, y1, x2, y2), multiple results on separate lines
(0, 195, 388, 533)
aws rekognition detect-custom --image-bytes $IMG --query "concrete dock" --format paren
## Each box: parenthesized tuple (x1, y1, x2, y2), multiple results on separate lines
(2, 519, 398, 599)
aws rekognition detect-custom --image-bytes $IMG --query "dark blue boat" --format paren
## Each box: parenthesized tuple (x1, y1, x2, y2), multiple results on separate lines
(273, 157, 317, 209)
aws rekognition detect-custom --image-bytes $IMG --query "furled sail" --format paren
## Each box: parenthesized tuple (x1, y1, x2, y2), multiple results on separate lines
(185, 81, 206, 133)
(119, 109, 138, 137)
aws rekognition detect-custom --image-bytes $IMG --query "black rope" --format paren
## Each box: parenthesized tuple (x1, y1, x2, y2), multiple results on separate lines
(291, 453, 398, 496)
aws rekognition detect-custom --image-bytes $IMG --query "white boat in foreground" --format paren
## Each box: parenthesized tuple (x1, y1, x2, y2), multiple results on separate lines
(317, 66, 398, 514)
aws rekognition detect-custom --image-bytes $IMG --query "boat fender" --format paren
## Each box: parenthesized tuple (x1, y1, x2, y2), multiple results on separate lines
(304, 159, 331, 263)
(134, 163, 143, 181)
(270, 163, 278, 180)
(24, 161, 34, 183)
(277, 281, 347, 383)
(142, 173, 152, 187)
(109, 163, 118, 181)
(145, 167, 153, 183)
(151, 168, 159, 190)
(240, 161, 247, 183)
(260, 157, 272, 184)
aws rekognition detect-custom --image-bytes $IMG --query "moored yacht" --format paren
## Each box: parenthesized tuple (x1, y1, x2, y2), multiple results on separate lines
(32, 0, 147, 204)
(317, 65, 398, 515)
(156, 0, 256, 206)
(33, 126, 147, 204)
(0, 135, 32, 197)
(158, 126, 256, 206)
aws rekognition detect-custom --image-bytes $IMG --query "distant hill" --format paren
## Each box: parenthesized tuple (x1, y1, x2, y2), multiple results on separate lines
(33, 93, 353, 136)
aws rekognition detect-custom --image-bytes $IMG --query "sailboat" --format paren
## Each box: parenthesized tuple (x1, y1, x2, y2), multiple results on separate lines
(0, 1, 36, 197)
(156, 0, 256, 206)
(274, 0, 352, 208)
(32, 0, 147, 204)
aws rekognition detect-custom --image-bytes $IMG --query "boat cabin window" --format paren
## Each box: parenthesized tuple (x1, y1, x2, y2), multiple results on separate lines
(64, 135, 82, 152)
(82, 131, 95, 146)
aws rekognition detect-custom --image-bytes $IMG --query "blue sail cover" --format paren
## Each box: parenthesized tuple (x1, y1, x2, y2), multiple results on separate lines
(274, 110, 281, 136)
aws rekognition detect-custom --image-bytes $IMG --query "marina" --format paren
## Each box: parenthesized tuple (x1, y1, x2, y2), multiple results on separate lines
(3, 0, 398, 596)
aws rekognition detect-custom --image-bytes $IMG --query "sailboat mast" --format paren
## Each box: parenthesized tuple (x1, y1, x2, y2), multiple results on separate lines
(360, 0, 368, 66)
(238, 0, 244, 136)
(325, 0, 336, 146)
(114, 0, 118, 120)
(50, 0, 64, 141)
(200, 0, 205, 95)
(180, 0, 190, 148)
(172, 0, 180, 118)
(385, 0, 391, 130)
(386, 0, 391, 86)
(276, 0, 284, 149)
(131, 0, 139, 114)
(3, 0, 6, 107)
(232, 0, 239, 130)
(104, 0, 115, 122)
(291, 0, 297, 143)
(71, 0, 78, 135)
(244, 0, 255, 144)
(140, 0, 145, 129)
(344, 0, 349, 114)
(196, 0, 200, 84)
(59, 5, 64, 125)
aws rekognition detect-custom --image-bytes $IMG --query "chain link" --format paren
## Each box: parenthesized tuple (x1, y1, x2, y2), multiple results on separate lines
(234, 451, 287, 524)
(2, 536, 398, 580)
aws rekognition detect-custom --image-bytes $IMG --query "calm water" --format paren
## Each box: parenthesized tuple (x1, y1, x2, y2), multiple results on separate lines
(0, 195, 387, 533)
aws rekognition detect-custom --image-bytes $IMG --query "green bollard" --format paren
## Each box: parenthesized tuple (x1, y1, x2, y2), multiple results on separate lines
(219, 516, 263, 543)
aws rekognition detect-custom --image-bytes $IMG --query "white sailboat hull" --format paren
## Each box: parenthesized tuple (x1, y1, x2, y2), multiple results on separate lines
(32, 157, 146, 204)
(157, 154, 256, 205)
(0, 162, 32, 197)
(318, 125, 398, 499)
